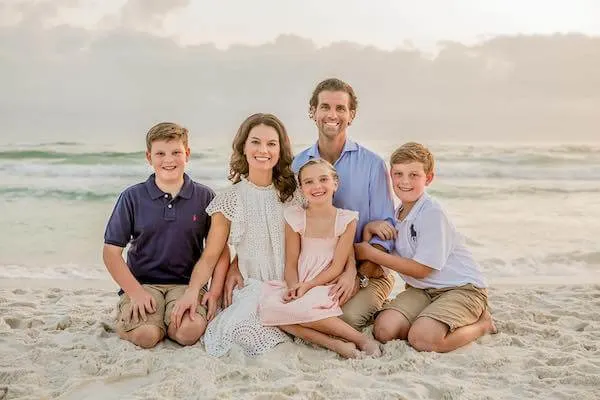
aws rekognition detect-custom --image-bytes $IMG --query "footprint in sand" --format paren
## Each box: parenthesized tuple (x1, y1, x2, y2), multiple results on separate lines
(3, 317, 21, 329)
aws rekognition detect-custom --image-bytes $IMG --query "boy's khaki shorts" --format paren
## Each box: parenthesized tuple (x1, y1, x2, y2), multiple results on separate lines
(116, 284, 207, 333)
(381, 283, 488, 331)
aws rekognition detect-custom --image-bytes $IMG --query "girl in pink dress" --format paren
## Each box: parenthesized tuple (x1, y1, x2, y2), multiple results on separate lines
(259, 159, 382, 358)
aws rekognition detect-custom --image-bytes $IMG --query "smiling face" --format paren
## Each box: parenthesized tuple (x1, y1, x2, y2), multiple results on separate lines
(390, 162, 434, 205)
(146, 138, 189, 185)
(311, 90, 355, 141)
(243, 124, 281, 173)
(299, 162, 338, 206)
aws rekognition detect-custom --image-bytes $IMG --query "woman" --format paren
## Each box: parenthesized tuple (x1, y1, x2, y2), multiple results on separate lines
(202, 113, 298, 357)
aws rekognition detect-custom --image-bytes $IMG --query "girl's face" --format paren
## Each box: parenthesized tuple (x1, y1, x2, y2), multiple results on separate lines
(243, 124, 280, 172)
(390, 162, 433, 205)
(299, 163, 338, 205)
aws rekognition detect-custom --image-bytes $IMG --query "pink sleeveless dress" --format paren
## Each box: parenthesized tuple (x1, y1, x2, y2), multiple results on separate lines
(259, 205, 358, 326)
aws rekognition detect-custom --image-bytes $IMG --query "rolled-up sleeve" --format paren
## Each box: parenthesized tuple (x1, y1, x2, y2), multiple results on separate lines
(367, 158, 395, 252)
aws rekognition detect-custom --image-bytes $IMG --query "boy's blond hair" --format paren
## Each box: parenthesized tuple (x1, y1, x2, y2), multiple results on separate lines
(390, 142, 435, 175)
(145, 122, 189, 151)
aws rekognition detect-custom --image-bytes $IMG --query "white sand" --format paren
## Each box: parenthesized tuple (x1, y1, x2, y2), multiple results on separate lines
(1, 279, 599, 400)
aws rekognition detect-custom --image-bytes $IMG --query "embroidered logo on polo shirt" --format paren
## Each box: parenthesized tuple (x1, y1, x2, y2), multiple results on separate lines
(192, 214, 198, 222)
(410, 224, 417, 242)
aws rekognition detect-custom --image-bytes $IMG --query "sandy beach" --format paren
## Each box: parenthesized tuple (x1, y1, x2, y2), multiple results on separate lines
(1, 279, 598, 400)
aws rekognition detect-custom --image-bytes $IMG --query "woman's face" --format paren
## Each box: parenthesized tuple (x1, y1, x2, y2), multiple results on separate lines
(243, 124, 281, 172)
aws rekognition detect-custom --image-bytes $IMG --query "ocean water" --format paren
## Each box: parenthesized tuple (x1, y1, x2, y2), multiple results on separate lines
(1, 141, 598, 285)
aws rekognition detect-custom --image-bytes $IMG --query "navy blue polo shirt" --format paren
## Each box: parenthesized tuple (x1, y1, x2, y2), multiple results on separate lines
(104, 173, 214, 286)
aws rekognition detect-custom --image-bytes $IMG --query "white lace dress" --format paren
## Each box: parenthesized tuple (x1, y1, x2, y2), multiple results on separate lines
(203, 178, 291, 357)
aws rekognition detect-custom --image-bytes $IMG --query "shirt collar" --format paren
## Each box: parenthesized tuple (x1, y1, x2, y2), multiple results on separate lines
(145, 173, 193, 200)
(396, 192, 431, 223)
(306, 138, 359, 160)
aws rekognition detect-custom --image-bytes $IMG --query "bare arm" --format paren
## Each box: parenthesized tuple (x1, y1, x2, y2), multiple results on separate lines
(187, 212, 231, 293)
(103, 244, 156, 322)
(307, 220, 357, 288)
(171, 213, 230, 327)
(103, 244, 143, 295)
(208, 246, 230, 296)
(284, 223, 301, 288)
(355, 242, 433, 279)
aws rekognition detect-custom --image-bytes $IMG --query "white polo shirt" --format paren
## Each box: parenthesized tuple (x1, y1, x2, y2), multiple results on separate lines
(393, 193, 487, 289)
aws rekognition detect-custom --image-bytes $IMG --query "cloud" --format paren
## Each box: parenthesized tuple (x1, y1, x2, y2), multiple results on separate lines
(107, 0, 191, 32)
(0, 18, 598, 144)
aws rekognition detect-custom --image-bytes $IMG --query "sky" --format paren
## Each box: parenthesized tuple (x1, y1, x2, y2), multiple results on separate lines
(2, 0, 600, 51)
(1, 0, 599, 144)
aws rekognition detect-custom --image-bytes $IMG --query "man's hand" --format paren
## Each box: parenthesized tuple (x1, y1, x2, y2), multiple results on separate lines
(201, 290, 221, 322)
(171, 287, 200, 329)
(223, 264, 244, 308)
(126, 287, 157, 325)
(363, 220, 396, 242)
(329, 268, 359, 306)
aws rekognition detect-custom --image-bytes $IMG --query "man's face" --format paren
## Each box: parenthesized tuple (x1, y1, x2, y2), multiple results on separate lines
(311, 90, 355, 141)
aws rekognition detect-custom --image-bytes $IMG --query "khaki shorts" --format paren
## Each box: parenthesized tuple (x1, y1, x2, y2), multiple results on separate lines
(382, 284, 488, 331)
(116, 284, 207, 333)
(341, 273, 395, 330)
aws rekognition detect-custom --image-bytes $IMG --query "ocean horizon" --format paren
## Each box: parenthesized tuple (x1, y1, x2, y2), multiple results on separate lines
(1, 140, 598, 286)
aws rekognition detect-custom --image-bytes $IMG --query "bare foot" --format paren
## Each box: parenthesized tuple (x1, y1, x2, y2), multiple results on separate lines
(480, 309, 498, 334)
(333, 340, 361, 359)
(359, 339, 383, 357)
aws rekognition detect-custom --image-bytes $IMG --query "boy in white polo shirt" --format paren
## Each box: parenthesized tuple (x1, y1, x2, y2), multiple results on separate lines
(354, 142, 496, 352)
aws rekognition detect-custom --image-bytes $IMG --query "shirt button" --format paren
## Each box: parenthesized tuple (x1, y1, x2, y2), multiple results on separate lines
(167, 204, 172, 209)
(164, 194, 168, 198)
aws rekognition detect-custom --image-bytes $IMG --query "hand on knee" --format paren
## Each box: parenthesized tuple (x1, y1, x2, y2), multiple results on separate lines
(127, 325, 163, 348)
(170, 315, 206, 346)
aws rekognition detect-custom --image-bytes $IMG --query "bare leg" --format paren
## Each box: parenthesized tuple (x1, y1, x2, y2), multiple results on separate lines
(301, 317, 382, 357)
(167, 311, 207, 346)
(373, 310, 411, 343)
(118, 325, 164, 348)
(408, 310, 497, 353)
(280, 324, 361, 359)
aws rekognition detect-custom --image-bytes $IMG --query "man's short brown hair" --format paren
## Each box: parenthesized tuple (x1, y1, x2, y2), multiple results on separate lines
(390, 142, 435, 175)
(309, 78, 358, 113)
(145, 122, 189, 151)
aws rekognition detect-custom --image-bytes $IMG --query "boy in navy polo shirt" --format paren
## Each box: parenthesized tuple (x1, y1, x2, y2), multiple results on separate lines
(103, 122, 228, 348)
(354, 142, 497, 353)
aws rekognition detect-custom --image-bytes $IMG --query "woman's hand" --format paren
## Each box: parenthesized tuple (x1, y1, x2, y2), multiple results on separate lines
(223, 261, 244, 308)
(170, 287, 200, 329)
(201, 290, 222, 321)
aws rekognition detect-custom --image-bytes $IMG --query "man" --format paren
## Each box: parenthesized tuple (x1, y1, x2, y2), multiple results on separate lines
(225, 78, 396, 331)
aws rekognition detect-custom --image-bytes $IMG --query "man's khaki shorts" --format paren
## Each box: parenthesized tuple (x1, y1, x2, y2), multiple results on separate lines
(381, 283, 488, 331)
(116, 284, 207, 333)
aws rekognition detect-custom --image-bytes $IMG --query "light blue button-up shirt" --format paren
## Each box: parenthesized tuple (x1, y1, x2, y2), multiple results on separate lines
(292, 139, 395, 251)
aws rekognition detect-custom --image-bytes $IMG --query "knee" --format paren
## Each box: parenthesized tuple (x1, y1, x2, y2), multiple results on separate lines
(171, 318, 206, 346)
(407, 328, 439, 352)
(127, 325, 163, 348)
(373, 322, 398, 344)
